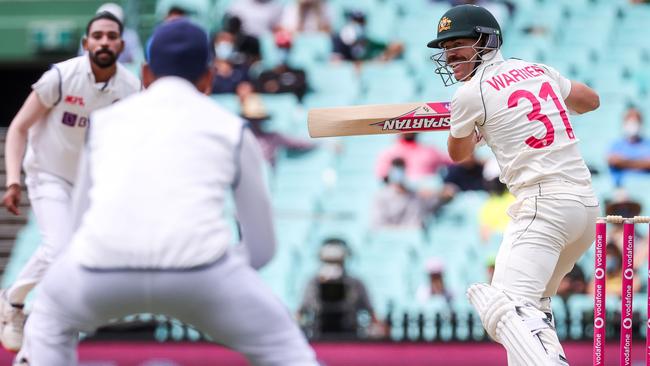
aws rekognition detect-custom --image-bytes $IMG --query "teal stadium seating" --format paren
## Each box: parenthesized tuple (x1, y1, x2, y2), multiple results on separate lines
(4, 0, 650, 340)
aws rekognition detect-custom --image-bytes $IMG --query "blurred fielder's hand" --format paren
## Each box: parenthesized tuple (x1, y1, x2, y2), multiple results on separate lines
(2, 184, 21, 216)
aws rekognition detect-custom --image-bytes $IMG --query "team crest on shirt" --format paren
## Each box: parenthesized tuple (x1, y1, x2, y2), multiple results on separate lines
(62, 112, 77, 127)
(438, 17, 452, 32)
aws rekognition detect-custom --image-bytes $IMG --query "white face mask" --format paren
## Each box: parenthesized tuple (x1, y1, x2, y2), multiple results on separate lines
(214, 42, 233, 60)
(623, 119, 641, 139)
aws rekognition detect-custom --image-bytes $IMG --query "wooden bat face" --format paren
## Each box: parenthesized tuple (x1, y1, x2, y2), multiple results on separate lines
(369, 102, 451, 133)
(308, 102, 450, 138)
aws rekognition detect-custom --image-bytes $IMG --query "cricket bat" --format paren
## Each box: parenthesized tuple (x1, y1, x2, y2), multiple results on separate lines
(307, 102, 451, 138)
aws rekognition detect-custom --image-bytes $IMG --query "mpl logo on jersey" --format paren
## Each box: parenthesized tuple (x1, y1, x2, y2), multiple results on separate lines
(64, 95, 85, 106)
(371, 102, 451, 133)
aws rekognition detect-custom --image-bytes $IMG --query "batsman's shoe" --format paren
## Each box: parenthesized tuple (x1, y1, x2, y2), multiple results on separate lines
(0, 290, 25, 352)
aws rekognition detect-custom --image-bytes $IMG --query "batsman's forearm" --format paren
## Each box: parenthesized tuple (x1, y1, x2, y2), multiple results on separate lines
(4, 127, 28, 186)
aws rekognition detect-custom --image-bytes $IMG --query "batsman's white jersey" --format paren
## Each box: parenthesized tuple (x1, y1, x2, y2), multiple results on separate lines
(450, 50, 593, 199)
(453, 50, 600, 366)
(26, 55, 141, 183)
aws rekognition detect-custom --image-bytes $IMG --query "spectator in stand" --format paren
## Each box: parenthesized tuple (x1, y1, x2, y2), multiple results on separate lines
(219, 16, 261, 66)
(255, 30, 308, 101)
(588, 243, 641, 298)
(478, 158, 515, 242)
(603, 189, 648, 272)
(371, 158, 454, 228)
(556, 265, 587, 301)
(331, 10, 404, 63)
(298, 238, 387, 339)
(607, 106, 650, 186)
(442, 154, 486, 192)
(416, 257, 454, 306)
(240, 94, 315, 167)
(227, 0, 284, 37)
(280, 0, 333, 33)
(375, 133, 451, 182)
(210, 28, 254, 94)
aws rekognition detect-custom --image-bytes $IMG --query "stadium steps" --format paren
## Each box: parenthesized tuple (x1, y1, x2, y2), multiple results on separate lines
(0, 130, 29, 279)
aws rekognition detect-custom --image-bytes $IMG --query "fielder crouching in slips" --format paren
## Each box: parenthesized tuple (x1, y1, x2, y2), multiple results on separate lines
(20, 19, 318, 366)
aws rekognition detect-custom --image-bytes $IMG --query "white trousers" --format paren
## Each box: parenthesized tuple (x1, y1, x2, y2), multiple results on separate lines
(23, 249, 318, 366)
(8, 172, 73, 304)
(491, 192, 599, 306)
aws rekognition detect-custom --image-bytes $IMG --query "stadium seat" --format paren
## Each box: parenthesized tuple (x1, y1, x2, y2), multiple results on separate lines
(1, 213, 40, 289)
(307, 62, 360, 101)
(260, 93, 300, 132)
(259, 32, 282, 69)
(565, 294, 592, 340)
(288, 33, 333, 70)
(510, 3, 563, 37)
(360, 76, 417, 104)
(365, 1, 400, 44)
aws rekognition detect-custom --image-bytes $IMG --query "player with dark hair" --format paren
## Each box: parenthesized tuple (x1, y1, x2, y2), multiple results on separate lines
(428, 4, 600, 365)
(19, 19, 317, 366)
(1, 11, 140, 356)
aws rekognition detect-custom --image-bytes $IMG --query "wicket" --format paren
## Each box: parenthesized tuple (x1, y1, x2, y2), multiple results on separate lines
(593, 215, 650, 366)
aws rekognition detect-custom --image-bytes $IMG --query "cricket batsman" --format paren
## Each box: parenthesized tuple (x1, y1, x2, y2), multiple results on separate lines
(428, 4, 600, 365)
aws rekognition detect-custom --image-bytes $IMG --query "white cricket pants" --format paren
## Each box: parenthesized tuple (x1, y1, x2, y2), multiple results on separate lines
(8, 172, 73, 304)
(23, 249, 318, 366)
(491, 188, 600, 307)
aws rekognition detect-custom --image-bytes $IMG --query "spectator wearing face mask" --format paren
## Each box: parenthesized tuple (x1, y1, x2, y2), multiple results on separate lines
(375, 133, 452, 182)
(210, 17, 260, 94)
(331, 10, 404, 63)
(607, 107, 650, 186)
(371, 158, 454, 228)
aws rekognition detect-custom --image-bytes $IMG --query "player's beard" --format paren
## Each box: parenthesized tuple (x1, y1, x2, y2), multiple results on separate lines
(89, 48, 117, 69)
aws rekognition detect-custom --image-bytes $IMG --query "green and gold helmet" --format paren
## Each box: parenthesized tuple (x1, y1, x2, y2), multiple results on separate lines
(427, 4, 502, 49)
(427, 5, 503, 86)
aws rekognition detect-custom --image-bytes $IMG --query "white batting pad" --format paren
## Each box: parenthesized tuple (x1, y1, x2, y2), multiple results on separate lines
(467, 282, 513, 341)
(467, 283, 567, 366)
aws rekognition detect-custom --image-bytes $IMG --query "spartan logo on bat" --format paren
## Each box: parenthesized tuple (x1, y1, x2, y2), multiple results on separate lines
(370, 103, 451, 132)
